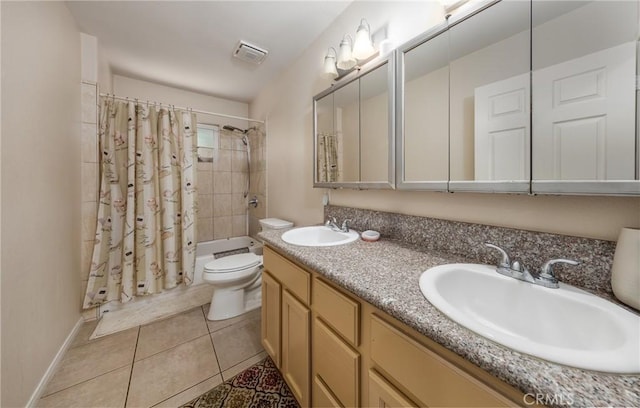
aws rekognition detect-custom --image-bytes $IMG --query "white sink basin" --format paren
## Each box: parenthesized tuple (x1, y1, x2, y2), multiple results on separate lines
(281, 226, 359, 247)
(419, 263, 640, 373)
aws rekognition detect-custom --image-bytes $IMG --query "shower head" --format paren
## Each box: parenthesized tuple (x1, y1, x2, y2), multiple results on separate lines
(222, 125, 247, 134)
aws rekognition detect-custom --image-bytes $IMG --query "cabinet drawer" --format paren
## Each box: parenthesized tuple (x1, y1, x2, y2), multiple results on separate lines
(264, 247, 310, 304)
(370, 315, 512, 407)
(368, 369, 417, 408)
(313, 318, 360, 408)
(313, 278, 360, 346)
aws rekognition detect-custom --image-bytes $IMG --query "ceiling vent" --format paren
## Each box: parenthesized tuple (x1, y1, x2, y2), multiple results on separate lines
(233, 41, 268, 65)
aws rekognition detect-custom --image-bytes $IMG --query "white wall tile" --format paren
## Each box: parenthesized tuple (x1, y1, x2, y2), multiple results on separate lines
(81, 123, 98, 163)
(81, 83, 97, 124)
(81, 162, 98, 202)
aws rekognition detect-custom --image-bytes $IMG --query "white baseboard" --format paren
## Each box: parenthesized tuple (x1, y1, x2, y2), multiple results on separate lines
(26, 317, 84, 407)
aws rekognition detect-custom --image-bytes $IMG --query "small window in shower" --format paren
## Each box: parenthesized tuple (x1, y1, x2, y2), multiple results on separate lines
(197, 124, 219, 162)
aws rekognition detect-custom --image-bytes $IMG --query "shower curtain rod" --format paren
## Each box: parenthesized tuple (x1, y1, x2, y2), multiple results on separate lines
(99, 93, 265, 124)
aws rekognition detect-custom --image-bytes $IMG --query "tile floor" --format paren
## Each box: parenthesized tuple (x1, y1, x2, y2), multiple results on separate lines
(37, 306, 265, 407)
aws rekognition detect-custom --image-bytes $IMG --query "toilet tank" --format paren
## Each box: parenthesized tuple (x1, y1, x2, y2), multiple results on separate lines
(259, 218, 294, 231)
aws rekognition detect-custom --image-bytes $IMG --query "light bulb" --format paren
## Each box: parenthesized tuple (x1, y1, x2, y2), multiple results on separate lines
(337, 35, 356, 70)
(352, 19, 375, 60)
(322, 48, 338, 79)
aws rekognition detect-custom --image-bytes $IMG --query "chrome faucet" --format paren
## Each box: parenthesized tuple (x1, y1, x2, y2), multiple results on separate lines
(536, 258, 580, 288)
(325, 217, 351, 233)
(484, 243, 579, 289)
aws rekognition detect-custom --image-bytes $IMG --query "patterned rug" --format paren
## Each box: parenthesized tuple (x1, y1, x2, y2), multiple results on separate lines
(181, 357, 300, 408)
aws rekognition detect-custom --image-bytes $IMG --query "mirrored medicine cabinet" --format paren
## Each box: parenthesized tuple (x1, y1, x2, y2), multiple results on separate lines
(313, 53, 395, 189)
(315, 0, 640, 195)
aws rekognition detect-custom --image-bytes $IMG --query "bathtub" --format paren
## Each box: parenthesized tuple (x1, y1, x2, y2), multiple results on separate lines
(93, 236, 263, 335)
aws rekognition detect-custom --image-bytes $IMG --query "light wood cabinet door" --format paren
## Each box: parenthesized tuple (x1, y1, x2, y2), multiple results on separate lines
(261, 271, 281, 368)
(313, 317, 360, 407)
(313, 375, 342, 408)
(368, 369, 417, 408)
(282, 289, 310, 407)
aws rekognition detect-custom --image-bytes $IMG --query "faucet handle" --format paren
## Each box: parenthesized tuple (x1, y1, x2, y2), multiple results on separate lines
(484, 243, 511, 270)
(341, 219, 351, 232)
(537, 258, 580, 288)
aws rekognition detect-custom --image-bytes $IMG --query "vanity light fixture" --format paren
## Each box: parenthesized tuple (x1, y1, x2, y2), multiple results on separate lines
(337, 35, 356, 70)
(352, 18, 375, 60)
(322, 18, 382, 81)
(322, 47, 339, 79)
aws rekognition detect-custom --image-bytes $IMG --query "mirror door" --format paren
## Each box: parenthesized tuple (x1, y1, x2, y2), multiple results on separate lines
(448, 0, 531, 193)
(396, 24, 450, 190)
(531, 0, 640, 195)
(313, 55, 395, 189)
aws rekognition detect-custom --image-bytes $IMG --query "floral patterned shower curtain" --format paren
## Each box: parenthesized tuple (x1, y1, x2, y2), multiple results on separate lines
(83, 97, 197, 309)
(317, 131, 340, 182)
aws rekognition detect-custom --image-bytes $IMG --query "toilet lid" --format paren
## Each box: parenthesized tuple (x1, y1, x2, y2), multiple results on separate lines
(204, 253, 261, 273)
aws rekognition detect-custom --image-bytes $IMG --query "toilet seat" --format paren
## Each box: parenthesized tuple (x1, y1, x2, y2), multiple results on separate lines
(204, 253, 261, 274)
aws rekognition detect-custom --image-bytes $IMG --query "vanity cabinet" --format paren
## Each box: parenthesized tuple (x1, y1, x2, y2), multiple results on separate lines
(368, 368, 417, 408)
(261, 247, 310, 407)
(312, 277, 362, 407)
(262, 246, 527, 407)
(369, 315, 514, 407)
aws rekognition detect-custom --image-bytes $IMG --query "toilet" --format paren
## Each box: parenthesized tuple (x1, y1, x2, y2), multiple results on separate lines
(203, 218, 293, 321)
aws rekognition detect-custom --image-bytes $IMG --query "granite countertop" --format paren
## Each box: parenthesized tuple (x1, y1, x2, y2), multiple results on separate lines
(258, 229, 640, 408)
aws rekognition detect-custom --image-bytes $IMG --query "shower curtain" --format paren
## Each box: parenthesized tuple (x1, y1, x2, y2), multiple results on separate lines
(317, 132, 340, 182)
(83, 97, 197, 309)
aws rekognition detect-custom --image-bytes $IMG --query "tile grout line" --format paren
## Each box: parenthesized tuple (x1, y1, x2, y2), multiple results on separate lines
(134, 330, 212, 363)
(151, 374, 219, 407)
(202, 306, 223, 375)
(123, 326, 141, 407)
(38, 363, 132, 400)
(221, 350, 267, 382)
(39, 326, 140, 400)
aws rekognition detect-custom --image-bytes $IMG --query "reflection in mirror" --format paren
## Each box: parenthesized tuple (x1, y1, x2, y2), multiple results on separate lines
(332, 80, 360, 183)
(401, 29, 449, 185)
(532, 0, 638, 184)
(360, 61, 390, 183)
(449, 1, 530, 187)
(316, 93, 336, 183)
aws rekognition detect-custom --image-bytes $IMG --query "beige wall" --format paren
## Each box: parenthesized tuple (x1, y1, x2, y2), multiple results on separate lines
(113, 75, 248, 129)
(98, 45, 113, 93)
(1, 2, 82, 406)
(250, 0, 640, 241)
